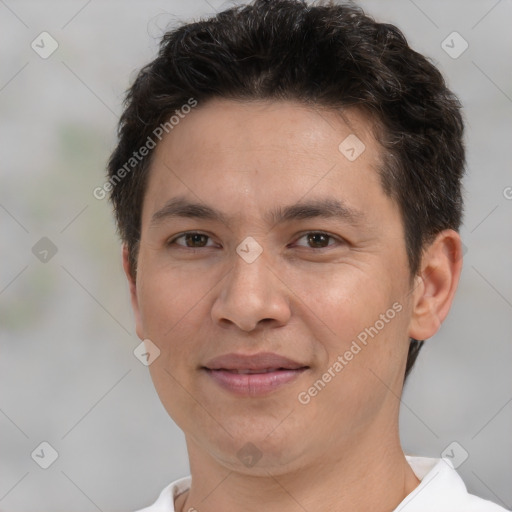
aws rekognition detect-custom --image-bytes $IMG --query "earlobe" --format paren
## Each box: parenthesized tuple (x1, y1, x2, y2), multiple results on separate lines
(408, 230, 463, 342)
(122, 244, 144, 340)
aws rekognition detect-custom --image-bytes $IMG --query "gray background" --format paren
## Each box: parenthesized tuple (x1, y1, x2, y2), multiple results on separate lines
(1, 0, 511, 510)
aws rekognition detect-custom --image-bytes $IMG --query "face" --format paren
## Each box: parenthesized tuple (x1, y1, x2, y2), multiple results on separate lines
(128, 99, 417, 474)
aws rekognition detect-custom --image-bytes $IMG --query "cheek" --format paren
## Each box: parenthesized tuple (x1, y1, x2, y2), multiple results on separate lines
(135, 256, 225, 387)
(290, 263, 409, 385)
(136, 255, 213, 336)
(294, 268, 409, 431)
(136, 262, 215, 426)
(289, 263, 397, 339)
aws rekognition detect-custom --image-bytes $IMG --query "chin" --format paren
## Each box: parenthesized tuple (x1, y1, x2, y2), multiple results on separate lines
(196, 416, 308, 472)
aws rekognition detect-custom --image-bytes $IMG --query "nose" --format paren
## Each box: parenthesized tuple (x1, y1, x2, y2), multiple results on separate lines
(211, 248, 291, 332)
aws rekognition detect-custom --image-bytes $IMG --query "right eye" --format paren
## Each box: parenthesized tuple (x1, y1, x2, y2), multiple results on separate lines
(167, 231, 217, 248)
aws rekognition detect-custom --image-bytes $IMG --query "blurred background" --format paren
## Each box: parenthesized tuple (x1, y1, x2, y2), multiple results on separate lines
(1, 0, 511, 510)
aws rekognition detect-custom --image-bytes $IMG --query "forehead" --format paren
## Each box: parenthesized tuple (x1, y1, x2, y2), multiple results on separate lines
(141, 98, 394, 229)
(155, 98, 380, 168)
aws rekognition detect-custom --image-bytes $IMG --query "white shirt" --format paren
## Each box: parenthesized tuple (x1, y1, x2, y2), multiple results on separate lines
(135, 456, 508, 511)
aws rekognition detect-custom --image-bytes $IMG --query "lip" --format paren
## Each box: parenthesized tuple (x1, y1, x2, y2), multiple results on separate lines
(203, 352, 307, 371)
(202, 352, 309, 396)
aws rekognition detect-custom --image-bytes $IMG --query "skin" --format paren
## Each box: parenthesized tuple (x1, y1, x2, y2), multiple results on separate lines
(123, 99, 463, 512)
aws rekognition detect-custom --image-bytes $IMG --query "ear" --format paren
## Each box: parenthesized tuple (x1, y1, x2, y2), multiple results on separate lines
(122, 244, 144, 340)
(408, 230, 463, 341)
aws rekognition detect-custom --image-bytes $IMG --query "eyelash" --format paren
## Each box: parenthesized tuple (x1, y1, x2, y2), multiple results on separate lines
(167, 231, 344, 250)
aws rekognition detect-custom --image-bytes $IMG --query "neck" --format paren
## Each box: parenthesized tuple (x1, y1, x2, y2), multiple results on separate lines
(178, 423, 420, 512)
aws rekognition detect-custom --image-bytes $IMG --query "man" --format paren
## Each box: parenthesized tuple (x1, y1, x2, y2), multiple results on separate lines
(107, 1, 506, 510)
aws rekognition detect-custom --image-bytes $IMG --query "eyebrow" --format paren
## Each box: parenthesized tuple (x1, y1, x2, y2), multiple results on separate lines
(150, 195, 365, 228)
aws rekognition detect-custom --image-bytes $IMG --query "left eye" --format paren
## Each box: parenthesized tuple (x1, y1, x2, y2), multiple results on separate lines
(170, 232, 216, 248)
(294, 232, 339, 249)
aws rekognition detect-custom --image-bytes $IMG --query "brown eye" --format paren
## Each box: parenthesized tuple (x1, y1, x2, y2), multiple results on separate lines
(294, 232, 338, 249)
(186, 233, 209, 247)
(306, 232, 331, 248)
(170, 232, 214, 248)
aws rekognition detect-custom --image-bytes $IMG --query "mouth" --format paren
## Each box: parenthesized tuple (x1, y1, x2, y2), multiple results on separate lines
(213, 367, 299, 374)
(202, 352, 309, 396)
